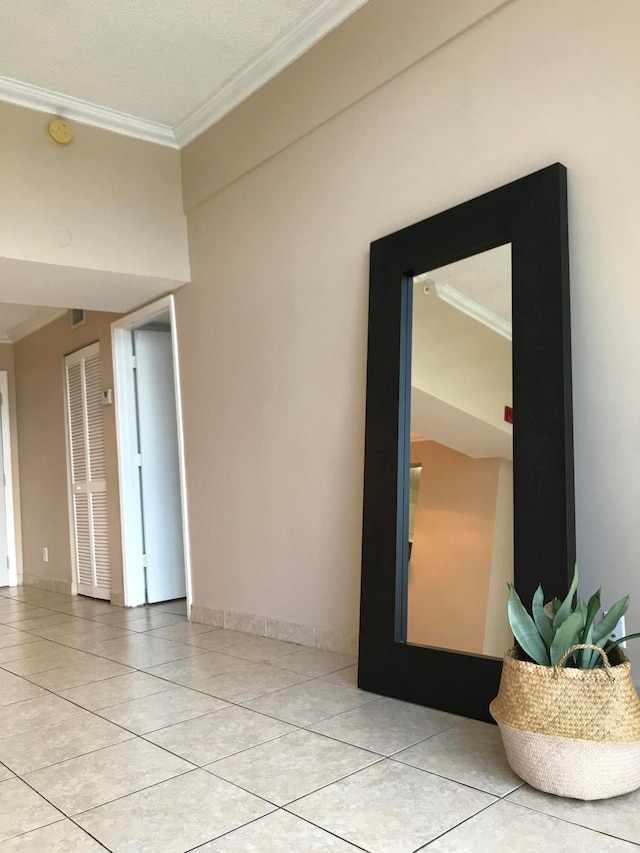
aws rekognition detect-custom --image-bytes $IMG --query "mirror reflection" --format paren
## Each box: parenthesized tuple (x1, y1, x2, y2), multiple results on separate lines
(407, 244, 513, 658)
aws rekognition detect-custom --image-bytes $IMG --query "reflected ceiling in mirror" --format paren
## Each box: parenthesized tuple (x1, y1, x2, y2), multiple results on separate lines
(407, 244, 513, 658)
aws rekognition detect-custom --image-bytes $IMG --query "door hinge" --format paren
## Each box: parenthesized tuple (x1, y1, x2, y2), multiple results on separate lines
(136, 453, 142, 467)
(142, 554, 147, 568)
(131, 355, 137, 368)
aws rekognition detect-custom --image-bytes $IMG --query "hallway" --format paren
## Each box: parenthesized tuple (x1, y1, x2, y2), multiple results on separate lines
(0, 587, 638, 851)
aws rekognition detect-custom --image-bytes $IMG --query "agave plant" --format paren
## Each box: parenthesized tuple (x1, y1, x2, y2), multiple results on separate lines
(508, 565, 640, 668)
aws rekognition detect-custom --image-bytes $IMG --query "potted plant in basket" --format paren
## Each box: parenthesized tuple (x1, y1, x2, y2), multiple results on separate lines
(490, 565, 640, 800)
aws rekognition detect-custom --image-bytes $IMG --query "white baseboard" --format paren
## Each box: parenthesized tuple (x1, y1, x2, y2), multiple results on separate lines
(190, 604, 358, 656)
(17, 577, 359, 656)
(21, 573, 73, 595)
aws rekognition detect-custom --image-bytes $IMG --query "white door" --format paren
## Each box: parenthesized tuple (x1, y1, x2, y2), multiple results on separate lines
(133, 329, 186, 603)
(0, 401, 8, 587)
(65, 343, 111, 599)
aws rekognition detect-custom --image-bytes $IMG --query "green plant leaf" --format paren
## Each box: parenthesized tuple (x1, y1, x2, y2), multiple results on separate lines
(605, 632, 640, 653)
(592, 596, 630, 647)
(507, 584, 550, 665)
(575, 598, 588, 663)
(582, 589, 602, 667)
(550, 608, 585, 666)
(553, 563, 579, 630)
(532, 584, 553, 647)
(584, 589, 602, 634)
(553, 597, 562, 613)
(578, 621, 595, 668)
(577, 598, 588, 625)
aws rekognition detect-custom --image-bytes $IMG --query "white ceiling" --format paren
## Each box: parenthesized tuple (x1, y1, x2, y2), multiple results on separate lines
(415, 243, 512, 324)
(411, 388, 513, 461)
(0, 0, 368, 147)
(411, 245, 512, 459)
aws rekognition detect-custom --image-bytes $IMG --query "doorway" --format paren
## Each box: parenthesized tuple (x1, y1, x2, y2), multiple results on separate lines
(112, 295, 191, 609)
(0, 372, 18, 588)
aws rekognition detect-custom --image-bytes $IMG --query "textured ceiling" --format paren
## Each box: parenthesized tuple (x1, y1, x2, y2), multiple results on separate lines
(0, 0, 367, 144)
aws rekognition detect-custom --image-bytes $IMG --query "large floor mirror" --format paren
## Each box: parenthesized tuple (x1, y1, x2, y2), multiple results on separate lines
(358, 165, 575, 721)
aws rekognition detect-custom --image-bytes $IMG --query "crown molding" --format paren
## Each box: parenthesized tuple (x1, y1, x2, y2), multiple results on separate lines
(434, 283, 512, 341)
(174, 0, 370, 147)
(0, 333, 11, 344)
(1, 0, 367, 149)
(6, 308, 68, 342)
(0, 77, 178, 148)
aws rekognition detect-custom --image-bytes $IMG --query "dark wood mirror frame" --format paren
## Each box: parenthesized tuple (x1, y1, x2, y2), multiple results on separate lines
(358, 164, 575, 722)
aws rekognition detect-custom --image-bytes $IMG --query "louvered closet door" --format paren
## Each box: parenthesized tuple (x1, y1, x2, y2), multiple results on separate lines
(65, 343, 110, 599)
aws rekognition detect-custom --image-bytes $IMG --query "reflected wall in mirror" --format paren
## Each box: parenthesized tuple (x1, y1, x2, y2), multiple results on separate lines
(407, 246, 512, 657)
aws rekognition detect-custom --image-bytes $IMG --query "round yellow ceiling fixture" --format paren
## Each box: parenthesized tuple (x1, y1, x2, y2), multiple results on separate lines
(47, 118, 73, 146)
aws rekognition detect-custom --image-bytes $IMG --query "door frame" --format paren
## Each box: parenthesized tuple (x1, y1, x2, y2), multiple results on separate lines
(112, 295, 192, 610)
(0, 372, 18, 587)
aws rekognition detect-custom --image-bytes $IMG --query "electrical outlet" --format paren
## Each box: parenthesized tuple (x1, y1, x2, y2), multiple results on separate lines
(42, 547, 48, 562)
(608, 613, 626, 648)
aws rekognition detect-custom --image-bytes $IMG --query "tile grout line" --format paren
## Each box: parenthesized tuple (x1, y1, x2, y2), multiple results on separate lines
(500, 797, 640, 846)
(412, 798, 502, 851)
(3, 596, 471, 793)
(2, 646, 359, 724)
(1, 771, 112, 850)
(4, 615, 363, 715)
(1, 593, 370, 765)
(2, 696, 296, 850)
(385, 752, 520, 799)
(298, 716, 467, 761)
(0, 646, 283, 846)
(1, 626, 390, 850)
(5, 820, 112, 853)
(8, 589, 614, 852)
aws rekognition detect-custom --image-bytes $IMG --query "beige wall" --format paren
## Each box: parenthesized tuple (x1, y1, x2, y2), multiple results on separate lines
(407, 440, 500, 653)
(0, 101, 190, 310)
(0, 344, 23, 579)
(182, 0, 507, 211)
(177, 0, 640, 658)
(14, 312, 122, 594)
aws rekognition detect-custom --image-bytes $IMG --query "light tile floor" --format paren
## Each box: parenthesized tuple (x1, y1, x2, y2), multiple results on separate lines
(0, 587, 639, 852)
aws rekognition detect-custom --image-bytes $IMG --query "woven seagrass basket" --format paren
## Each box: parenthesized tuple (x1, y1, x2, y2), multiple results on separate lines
(490, 643, 640, 800)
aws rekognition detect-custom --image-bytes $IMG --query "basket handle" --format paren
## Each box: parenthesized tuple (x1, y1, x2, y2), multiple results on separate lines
(554, 643, 613, 678)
